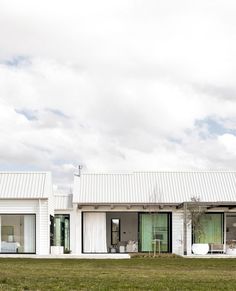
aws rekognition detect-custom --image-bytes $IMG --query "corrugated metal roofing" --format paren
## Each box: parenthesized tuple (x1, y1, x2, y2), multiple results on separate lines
(54, 194, 73, 210)
(0, 172, 52, 199)
(73, 171, 236, 204)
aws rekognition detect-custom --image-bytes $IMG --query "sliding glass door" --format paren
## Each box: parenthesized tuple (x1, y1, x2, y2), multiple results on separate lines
(193, 213, 223, 244)
(0, 214, 36, 253)
(139, 213, 171, 252)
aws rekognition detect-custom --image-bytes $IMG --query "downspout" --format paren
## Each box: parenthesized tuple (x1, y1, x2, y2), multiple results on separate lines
(183, 202, 187, 255)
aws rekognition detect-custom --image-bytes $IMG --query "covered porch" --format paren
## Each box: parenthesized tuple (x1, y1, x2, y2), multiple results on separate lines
(180, 201, 236, 256)
(82, 211, 172, 254)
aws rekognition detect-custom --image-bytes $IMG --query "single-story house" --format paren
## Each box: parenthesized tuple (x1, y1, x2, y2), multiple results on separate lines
(1, 171, 236, 256)
(72, 171, 236, 256)
(0, 172, 53, 255)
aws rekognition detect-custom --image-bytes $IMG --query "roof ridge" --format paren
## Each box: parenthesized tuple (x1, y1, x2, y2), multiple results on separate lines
(79, 170, 236, 175)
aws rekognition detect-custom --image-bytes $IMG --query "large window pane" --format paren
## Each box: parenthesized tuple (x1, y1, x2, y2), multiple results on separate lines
(0, 215, 36, 253)
(139, 213, 170, 252)
(193, 213, 223, 244)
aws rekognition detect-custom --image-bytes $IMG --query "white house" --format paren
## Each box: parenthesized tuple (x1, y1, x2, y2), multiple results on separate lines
(1, 170, 236, 256)
(0, 172, 53, 255)
(72, 171, 236, 256)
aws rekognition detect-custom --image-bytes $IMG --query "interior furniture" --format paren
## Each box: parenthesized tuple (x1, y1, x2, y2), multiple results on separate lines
(1, 241, 20, 253)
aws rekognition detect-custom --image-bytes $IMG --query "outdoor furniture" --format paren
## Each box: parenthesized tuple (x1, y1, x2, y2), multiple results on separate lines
(152, 239, 161, 256)
(209, 243, 224, 254)
(110, 246, 117, 253)
(126, 241, 138, 252)
(226, 240, 236, 255)
(119, 246, 125, 253)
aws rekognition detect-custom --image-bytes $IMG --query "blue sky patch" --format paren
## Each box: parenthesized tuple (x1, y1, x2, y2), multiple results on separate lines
(0, 163, 41, 172)
(3, 55, 31, 67)
(195, 117, 236, 137)
(15, 109, 38, 121)
(46, 108, 69, 119)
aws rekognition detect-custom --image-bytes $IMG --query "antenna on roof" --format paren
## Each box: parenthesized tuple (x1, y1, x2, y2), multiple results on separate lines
(74, 165, 83, 177)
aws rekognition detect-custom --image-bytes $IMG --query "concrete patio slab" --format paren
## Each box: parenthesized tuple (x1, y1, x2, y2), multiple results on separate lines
(184, 254, 236, 258)
(0, 253, 130, 259)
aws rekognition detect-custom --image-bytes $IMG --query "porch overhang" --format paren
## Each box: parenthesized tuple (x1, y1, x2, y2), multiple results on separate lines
(177, 201, 236, 209)
(76, 202, 179, 210)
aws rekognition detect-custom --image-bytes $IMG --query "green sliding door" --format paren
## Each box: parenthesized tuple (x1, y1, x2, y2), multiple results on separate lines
(139, 213, 171, 252)
(193, 213, 223, 244)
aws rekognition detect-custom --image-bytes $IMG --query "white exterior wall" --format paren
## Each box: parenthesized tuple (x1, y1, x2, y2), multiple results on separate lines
(48, 195, 54, 217)
(74, 208, 82, 254)
(0, 200, 38, 214)
(0, 199, 50, 255)
(46, 172, 54, 217)
(37, 199, 50, 255)
(172, 210, 184, 255)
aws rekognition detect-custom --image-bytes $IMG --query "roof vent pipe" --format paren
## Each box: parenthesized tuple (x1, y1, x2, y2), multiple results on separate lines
(74, 165, 83, 177)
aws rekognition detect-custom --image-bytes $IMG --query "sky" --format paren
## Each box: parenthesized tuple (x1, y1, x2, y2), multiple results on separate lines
(1, 0, 236, 192)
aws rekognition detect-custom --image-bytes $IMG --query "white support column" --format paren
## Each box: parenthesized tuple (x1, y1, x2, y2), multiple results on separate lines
(187, 220, 192, 255)
(70, 205, 82, 254)
(37, 199, 41, 255)
(75, 209, 82, 254)
(183, 202, 187, 255)
(224, 212, 227, 253)
(172, 211, 184, 256)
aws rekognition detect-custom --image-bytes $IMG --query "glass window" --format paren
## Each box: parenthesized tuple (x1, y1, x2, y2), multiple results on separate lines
(0, 215, 36, 253)
(139, 213, 171, 252)
(111, 219, 120, 245)
(193, 213, 223, 244)
(53, 214, 70, 252)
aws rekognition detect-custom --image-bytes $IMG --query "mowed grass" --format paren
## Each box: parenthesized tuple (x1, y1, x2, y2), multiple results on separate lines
(0, 256, 236, 290)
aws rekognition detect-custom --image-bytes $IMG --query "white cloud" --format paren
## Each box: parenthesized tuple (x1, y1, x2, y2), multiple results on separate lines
(1, 0, 236, 191)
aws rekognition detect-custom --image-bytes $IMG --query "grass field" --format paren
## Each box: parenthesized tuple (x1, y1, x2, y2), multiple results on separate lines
(0, 256, 236, 290)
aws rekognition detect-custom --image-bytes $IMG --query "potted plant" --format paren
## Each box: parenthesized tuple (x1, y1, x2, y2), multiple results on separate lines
(226, 240, 236, 255)
(188, 197, 209, 255)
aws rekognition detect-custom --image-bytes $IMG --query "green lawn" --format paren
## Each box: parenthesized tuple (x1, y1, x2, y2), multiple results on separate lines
(0, 256, 236, 290)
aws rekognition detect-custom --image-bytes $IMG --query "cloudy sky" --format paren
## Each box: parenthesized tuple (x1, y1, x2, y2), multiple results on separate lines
(1, 0, 236, 191)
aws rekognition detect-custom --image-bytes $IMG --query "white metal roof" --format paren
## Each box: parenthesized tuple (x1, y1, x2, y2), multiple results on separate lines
(73, 171, 236, 204)
(0, 172, 52, 199)
(54, 194, 73, 210)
